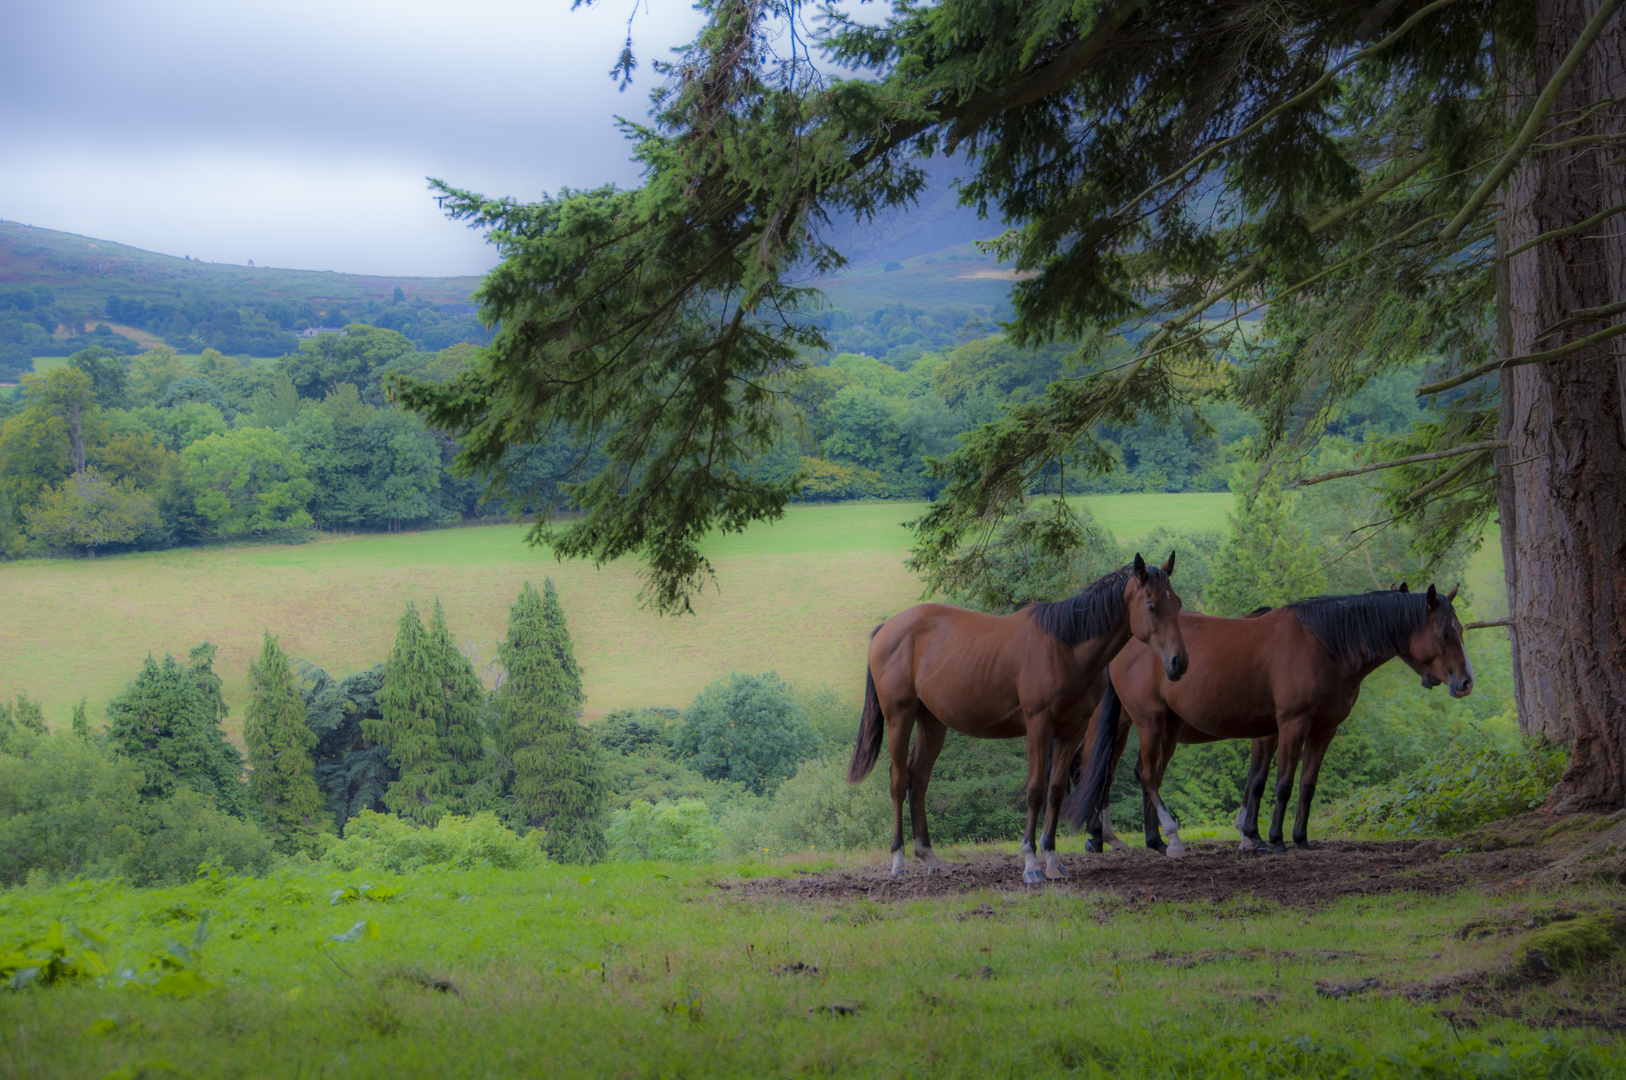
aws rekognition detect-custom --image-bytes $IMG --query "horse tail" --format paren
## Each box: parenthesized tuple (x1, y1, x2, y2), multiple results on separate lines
(848, 664, 886, 784)
(1065, 672, 1122, 829)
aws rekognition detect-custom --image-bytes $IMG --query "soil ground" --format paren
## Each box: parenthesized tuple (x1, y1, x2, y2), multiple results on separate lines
(732, 839, 1555, 909)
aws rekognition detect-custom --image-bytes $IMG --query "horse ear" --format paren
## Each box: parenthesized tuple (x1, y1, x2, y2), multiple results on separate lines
(1446, 585, 1458, 602)
(1133, 552, 1148, 582)
(1426, 584, 1438, 609)
(1396, 581, 1409, 593)
(1161, 550, 1176, 576)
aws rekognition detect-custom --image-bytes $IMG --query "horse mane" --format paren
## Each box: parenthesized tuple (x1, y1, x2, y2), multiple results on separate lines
(1029, 564, 1155, 646)
(1288, 589, 1451, 665)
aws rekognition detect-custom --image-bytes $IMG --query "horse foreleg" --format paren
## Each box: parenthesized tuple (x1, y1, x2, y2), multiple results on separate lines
(1292, 731, 1335, 849)
(907, 714, 949, 874)
(1268, 722, 1307, 854)
(1020, 725, 1049, 884)
(1237, 736, 1276, 854)
(1042, 734, 1086, 879)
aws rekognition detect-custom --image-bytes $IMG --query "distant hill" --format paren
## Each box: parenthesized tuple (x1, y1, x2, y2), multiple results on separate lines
(0, 220, 483, 312)
(0, 165, 1020, 379)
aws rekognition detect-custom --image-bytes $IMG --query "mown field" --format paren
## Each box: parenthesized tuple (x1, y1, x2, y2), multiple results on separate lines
(3, 846, 1621, 1080)
(0, 493, 1505, 734)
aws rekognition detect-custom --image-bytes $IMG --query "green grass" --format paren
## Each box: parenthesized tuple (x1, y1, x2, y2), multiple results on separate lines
(2, 854, 1620, 1079)
(0, 495, 1233, 735)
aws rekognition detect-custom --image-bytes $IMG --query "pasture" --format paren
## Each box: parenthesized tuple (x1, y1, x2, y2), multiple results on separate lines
(0, 494, 1507, 734)
(0, 495, 1225, 733)
(3, 839, 1621, 1080)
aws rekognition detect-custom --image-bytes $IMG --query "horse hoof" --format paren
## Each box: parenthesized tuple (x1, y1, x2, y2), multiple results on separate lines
(1165, 846, 1188, 860)
(926, 865, 945, 876)
(1084, 838, 1103, 854)
(1045, 865, 1069, 880)
(1272, 842, 1287, 855)
(1238, 839, 1270, 855)
(1022, 869, 1045, 884)
(1295, 840, 1310, 851)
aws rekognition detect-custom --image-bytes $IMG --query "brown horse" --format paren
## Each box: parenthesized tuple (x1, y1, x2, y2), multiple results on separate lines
(848, 554, 1187, 883)
(1068, 585, 1474, 855)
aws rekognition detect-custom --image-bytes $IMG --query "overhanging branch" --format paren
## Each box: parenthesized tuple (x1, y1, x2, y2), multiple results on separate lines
(1416, 320, 1626, 395)
(1296, 440, 1508, 486)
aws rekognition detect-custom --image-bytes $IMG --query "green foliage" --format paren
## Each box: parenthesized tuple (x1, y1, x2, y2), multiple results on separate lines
(1327, 732, 1568, 839)
(298, 662, 394, 834)
(939, 501, 1125, 613)
(25, 469, 161, 554)
(490, 581, 608, 863)
(283, 384, 445, 530)
(719, 757, 891, 858)
(1206, 474, 1327, 616)
(180, 427, 315, 536)
(0, 729, 273, 887)
(675, 672, 819, 796)
(369, 602, 484, 826)
(243, 633, 327, 855)
(1, 920, 110, 989)
(606, 799, 722, 862)
(12, 690, 48, 735)
(320, 810, 540, 873)
(596, 707, 678, 757)
(105, 647, 247, 817)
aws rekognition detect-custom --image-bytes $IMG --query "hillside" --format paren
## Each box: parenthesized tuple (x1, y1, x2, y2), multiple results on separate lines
(0, 220, 483, 312)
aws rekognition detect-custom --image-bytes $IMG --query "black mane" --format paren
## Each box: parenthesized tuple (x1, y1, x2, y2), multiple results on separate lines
(1289, 590, 1451, 665)
(1030, 564, 1160, 646)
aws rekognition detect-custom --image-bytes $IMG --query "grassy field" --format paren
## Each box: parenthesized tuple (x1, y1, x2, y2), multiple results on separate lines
(0, 493, 1506, 734)
(1, 852, 1619, 1079)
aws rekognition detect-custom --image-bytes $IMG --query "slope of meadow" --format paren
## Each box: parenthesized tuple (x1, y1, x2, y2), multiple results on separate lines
(0, 496, 1240, 732)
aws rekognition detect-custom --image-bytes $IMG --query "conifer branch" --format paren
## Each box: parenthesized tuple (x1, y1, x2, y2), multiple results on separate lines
(1504, 200, 1626, 260)
(1416, 320, 1626, 395)
(1440, 0, 1626, 241)
(1404, 448, 1492, 502)
(1296, 440, 1508, 487)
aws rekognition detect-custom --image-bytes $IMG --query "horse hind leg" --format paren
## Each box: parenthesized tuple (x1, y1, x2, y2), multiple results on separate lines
(1020, 725, 1049, 884)
(1141, 724, 1188, 858)
(884, 704, 919, 876)
(1237, 736, 1275, 855)
(907, 712, 949, 874)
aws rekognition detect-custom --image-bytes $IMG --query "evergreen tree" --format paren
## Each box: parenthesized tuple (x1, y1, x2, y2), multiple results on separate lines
(243, 631, 327, 855)
(492, 580, 608, 863)
(70, 699, 88, 739)
(106, 650, 247, 816)
(1206, 476, 1327, 617)
(13, 692, 46, 735)
(368, 600, 483, 825)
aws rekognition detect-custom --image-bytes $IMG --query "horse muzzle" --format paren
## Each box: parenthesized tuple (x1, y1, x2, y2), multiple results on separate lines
(1164, 654, 1188, 681)
(1449, 676, 1473, 698)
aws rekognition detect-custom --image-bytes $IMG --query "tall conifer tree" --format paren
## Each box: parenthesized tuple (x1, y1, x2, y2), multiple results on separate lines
(493, 580, 608, 863)
(107, 649, 247, 816)
(369, 600, 483, 825)
(244, 631, 327, 854)
(70, 699, 88, 739)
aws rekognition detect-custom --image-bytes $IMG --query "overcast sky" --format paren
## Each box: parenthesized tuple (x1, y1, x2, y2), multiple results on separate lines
(0, 1, 726, 276)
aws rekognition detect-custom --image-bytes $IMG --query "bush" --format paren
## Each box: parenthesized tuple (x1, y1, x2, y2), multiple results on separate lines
(320, 810, 542, 873)
(597, 707, 679, 756)
(607, 799, 723, 861)
(0, 729, 274, 887)
(675, 672, 819, 796)
(1324, 732, 1568, 838)
(719, 757, 892, 858)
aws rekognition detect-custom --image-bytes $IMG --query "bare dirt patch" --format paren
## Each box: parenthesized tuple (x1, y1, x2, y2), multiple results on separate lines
(727, 840, 1554, 909)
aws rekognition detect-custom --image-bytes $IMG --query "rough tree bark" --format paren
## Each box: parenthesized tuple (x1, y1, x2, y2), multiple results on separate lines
(1498, 0, 1626, 811)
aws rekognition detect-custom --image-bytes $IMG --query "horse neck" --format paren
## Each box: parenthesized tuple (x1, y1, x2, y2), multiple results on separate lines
(1071, 617, 1133, 670)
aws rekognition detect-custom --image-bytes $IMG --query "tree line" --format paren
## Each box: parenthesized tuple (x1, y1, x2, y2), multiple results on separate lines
(0, 323, 1433, 560)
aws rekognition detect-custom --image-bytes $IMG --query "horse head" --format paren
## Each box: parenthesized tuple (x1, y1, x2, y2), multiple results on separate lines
(1126, 551, 1187, 681)
(1404, 584, 1473, 698)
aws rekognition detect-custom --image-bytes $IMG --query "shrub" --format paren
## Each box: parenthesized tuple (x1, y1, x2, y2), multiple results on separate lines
(0, 729, 274, 887)
(675, 672, 819, 796)
(607, 799, 723, 861)
(597, 707, 679, 756)
(1324, 733, 1568, 838)
(321, 810, 542, 873)
(719, 757, 891, 858)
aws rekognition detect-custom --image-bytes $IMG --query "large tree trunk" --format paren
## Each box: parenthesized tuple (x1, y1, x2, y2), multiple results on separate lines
(1499, 0, 1626, 811)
